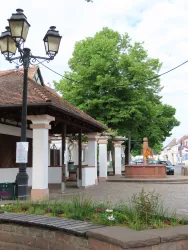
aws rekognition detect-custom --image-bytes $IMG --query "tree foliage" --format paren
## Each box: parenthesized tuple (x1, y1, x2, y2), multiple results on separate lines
(54, 28, 180, 148)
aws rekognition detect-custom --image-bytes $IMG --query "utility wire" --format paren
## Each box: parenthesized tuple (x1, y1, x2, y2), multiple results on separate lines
(39, 59, 188, 84)
(144, 60, 188, 82)
(37, 60, 81, 83)
(125, 60, 188, 90)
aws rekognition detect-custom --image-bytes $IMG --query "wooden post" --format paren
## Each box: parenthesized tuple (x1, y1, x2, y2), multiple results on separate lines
(61, 123, 66, 193)
(78, 129, 82, 183)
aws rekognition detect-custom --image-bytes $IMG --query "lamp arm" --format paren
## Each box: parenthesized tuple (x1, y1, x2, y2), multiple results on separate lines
(5, 52, 54, 66)
(6, 44, 24, 64)
(30, 55, 54, 61)
(29, 55, 54, 66)
(6, 56, 22, 62)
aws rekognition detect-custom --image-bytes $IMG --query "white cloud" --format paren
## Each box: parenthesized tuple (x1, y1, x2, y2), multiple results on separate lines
(0, 0, 187, 144)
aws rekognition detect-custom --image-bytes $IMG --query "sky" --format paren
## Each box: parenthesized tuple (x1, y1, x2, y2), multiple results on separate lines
(0, 0, 187, 145)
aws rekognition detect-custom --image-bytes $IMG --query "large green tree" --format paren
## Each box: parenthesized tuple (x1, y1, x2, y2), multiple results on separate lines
(54, 28, 179, 150)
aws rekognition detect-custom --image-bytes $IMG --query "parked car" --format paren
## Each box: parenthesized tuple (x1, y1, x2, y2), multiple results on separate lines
(148, 160, 174, 175)
(129, 161, 136, 165)
(134, 160, 143, 165)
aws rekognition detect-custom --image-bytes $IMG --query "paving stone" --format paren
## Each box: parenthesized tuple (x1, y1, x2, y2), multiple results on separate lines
(145, 225, 188, 243)
(22, 235, 36, 247)
(175, 240, 188, 250)
(0, 231, 10, 242)
(36, 237, 49, 249)
(10, 233, 23, 244)
(46, 181, 188, 216)
(87, 226, 160, 249)
(157, 242, 176, 250)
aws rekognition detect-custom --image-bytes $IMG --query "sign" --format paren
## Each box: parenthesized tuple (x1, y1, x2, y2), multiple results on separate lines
(16, 142, 29, 163)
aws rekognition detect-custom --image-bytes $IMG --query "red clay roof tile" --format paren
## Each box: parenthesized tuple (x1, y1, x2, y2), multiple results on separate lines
(0, 70, 106, 129)
(0, 66, 38, 79)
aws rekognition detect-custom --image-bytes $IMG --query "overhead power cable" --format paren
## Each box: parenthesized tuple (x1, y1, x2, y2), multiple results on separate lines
(37, 60, 81, 83)
(125, 60, 188, 90)
(39, 59, 188, 84)
(144, 60, 188, 82)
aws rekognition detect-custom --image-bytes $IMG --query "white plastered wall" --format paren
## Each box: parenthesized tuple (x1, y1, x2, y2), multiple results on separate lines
(0, 168, 62, 187)
(0, 124, 62, 185)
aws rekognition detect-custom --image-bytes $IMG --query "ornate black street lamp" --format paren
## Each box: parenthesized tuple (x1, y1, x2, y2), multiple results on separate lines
(0, 9, 62, 200)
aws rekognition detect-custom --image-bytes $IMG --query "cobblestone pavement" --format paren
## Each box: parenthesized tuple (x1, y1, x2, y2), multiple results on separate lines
(49, 181, 188, 216)
(1, 166, 187, 216)
(0, 181, 187, 216)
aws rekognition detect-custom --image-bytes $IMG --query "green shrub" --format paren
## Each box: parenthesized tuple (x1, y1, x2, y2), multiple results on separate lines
(129, 188, 167, 224)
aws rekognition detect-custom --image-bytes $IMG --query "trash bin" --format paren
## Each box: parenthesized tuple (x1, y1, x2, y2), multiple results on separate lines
(0, 183, 15, 200)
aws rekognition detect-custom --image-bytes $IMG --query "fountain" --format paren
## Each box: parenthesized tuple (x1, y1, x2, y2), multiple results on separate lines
(125, 138, 166, 178)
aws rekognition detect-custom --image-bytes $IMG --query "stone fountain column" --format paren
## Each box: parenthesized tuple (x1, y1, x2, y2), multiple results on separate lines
(143, 137, 149, 165)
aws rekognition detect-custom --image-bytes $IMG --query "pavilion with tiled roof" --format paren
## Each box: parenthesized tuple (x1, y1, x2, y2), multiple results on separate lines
(0, 66, 125, 201)
(0, 67, 106, 133)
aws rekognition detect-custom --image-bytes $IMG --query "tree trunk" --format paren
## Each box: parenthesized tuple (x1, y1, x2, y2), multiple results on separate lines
(128, 134, 131, 164)
(124, 135, 131, 165)
(124, 141, 129, 165)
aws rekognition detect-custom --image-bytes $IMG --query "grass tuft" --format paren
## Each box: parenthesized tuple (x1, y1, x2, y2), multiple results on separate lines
(0, 189, 185, 230)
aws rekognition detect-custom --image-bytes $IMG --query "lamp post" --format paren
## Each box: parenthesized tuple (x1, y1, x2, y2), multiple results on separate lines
(0, 9, 62, 200)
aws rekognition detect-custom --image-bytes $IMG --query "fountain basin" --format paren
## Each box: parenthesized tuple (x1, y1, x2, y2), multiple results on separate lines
(125, 164, 166, 178)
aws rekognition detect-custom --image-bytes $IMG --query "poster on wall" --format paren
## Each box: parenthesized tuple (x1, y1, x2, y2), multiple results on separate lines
(16, 142, 29, 163)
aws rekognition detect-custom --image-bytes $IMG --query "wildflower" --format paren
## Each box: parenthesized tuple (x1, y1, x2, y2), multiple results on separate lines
(108, 215, 115, 221)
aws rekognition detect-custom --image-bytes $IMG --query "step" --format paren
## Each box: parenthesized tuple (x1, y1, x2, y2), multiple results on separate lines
(107, 178, 188, 184)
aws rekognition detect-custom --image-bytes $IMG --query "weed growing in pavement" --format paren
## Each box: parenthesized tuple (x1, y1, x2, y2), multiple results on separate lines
(0, 189, 185, 230)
